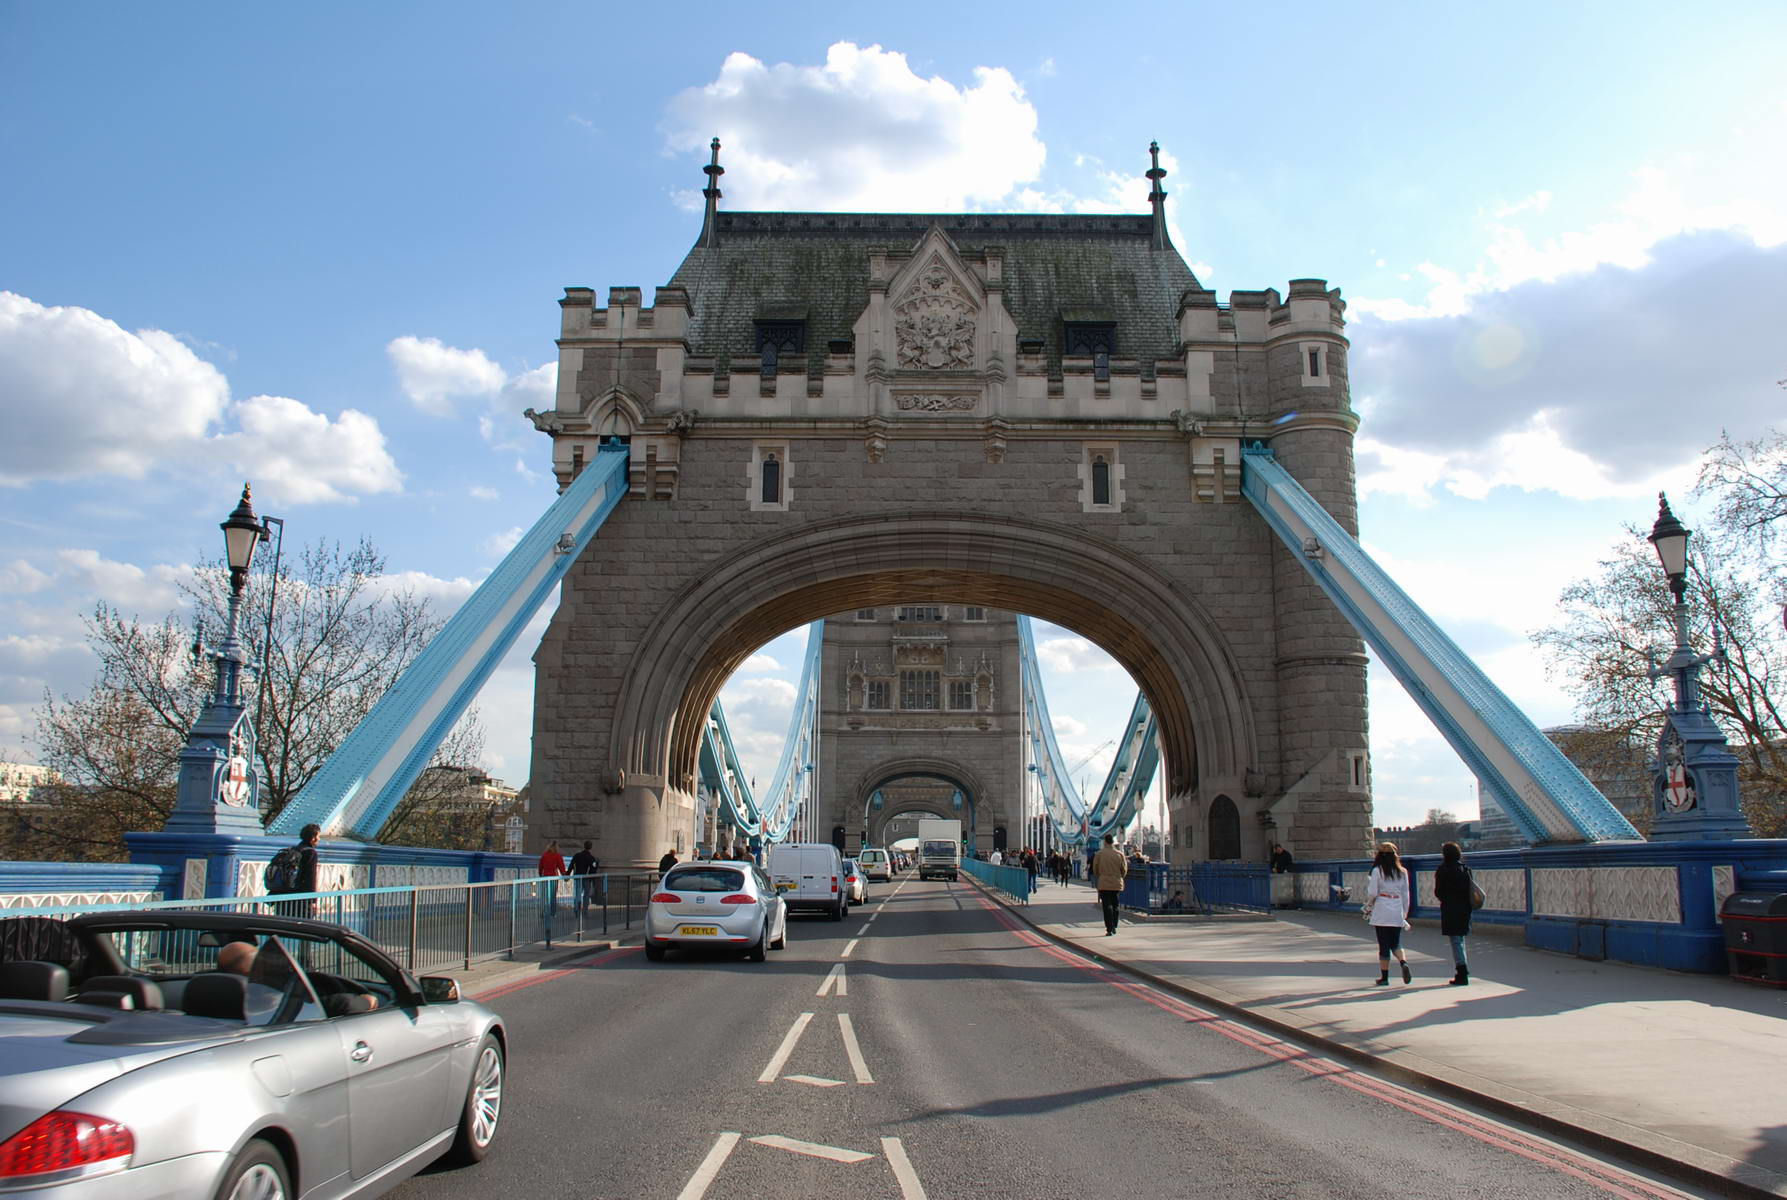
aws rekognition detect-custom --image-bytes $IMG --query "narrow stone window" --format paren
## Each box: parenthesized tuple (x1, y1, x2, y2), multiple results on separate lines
(1308, 348, 1321, 378)
(1092, 455, 1111, 506)
(867, 680, 891, 710)
(855, 608, 876, 621)
(760, 452, 781, 504)
(963, 606, 986, 622)
(949, 679, 974, 710)
(899, 669, 940, 710)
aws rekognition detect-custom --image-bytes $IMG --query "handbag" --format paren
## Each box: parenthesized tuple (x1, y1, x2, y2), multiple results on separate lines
(1468, 874, 1486, 910)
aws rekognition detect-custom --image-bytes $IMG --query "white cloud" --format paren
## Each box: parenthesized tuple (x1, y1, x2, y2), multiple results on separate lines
(469, 485, 499, 501)
(481, 526, 524, 558)
(0, 291, 229, 486)
(0, 293, 403, 505)
(1351, 231, 1785, 499)
(739, 654, 782, 673)
(0, 559, 52, 595)
(665, 42, 1046, 213)
(386, 335, 506, 416)
(1051, 713, 1087, 738)
(213, 395, 402, 506)
(55, 549, 185, 615)
(1036, 636, 1121, 674)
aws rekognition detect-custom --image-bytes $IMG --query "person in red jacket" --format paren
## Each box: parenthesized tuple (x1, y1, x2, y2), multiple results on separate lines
(538, 840, 568, 918)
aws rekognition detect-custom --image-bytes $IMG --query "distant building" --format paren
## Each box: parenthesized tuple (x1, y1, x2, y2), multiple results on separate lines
(0, 762, 56, 805)
(409, 765, 526, 851)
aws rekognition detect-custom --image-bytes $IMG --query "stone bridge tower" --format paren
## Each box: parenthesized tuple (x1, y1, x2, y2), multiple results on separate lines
(525, 143, 1371, 867)
(818, 605, 1021, 856)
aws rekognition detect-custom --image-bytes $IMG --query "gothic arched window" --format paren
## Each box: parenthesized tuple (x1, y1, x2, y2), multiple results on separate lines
(1208, 795, 1241, 860)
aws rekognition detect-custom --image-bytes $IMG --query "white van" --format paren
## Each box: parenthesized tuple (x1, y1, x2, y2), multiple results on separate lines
(856, 847, 891, 882)
(766, 842, 847, 920)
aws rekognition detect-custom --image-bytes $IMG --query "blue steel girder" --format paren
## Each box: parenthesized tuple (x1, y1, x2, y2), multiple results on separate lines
(1239, 446, 1638, 844)
(1017, 616, 1162, 848)
(269, 446, 631, 839)
(698, 621, 822, 846)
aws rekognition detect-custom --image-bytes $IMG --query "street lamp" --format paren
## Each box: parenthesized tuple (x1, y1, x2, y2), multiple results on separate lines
(1642, 493, 1750, 841)
(163, 484, 269, 836)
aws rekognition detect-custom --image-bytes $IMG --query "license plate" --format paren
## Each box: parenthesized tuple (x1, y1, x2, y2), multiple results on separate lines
(774, 880, 796, 891)
(679, 925, 718, 936)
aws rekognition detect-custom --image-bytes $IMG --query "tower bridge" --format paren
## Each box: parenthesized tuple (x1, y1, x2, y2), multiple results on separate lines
(268, 142, 1638, 865)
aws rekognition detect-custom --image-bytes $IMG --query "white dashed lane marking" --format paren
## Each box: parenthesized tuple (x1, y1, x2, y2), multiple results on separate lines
(816, 963, 847, 997)
(758, 1012, 813, 1083)
(749, 1134, 875, 1164)
(838, 1013, 873, 1084)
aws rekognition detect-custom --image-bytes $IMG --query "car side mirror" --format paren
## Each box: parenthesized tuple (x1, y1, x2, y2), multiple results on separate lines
(419, 975, 461, 1004)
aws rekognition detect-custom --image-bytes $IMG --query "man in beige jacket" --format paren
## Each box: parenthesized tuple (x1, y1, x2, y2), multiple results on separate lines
(1091, 833, 1128, 936)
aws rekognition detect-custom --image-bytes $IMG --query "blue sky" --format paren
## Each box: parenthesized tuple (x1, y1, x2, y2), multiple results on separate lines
(3, 4, 1784, 835)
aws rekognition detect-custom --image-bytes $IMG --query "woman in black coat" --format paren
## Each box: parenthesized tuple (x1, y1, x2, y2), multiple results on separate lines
(1431, 841, 1475, 986)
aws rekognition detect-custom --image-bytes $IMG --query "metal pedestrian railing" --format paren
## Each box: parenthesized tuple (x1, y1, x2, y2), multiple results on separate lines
(0, 872, 659, 974)
(1122, 862, 1272, 915)
(960, 857, 1033, 903)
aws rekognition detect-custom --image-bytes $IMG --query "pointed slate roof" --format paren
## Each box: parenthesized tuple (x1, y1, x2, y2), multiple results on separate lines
(667, 211, 1201, 369)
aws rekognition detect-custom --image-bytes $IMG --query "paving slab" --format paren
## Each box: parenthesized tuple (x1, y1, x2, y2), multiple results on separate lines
(990, 877, 1787, 1198)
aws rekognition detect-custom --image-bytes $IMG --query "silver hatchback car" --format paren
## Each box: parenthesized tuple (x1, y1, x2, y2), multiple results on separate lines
(645, 862, 787, 962)
(0, 910, 504, 1199)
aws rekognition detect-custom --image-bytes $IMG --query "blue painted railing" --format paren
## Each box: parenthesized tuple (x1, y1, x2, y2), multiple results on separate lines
(1122, 862, 1272, 914)
(961, 856, 1032, 903)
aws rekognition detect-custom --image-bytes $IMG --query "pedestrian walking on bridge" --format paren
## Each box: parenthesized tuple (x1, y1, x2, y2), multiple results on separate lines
(1363, 841, 1413, 985)
(1433, 841, 1475, 986)
(1092, 834, 1128, 936)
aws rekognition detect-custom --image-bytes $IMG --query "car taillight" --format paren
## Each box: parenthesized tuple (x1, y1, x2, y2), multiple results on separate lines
(650, 892, 680, 904)
(720, 894, 754, 904)
(0, 1111, 133, 1182)
(831, 877, 838, 892)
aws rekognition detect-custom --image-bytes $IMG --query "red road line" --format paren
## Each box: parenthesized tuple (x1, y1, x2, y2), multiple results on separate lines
(964, 889, 1686, 1200)
(472, 945, 640, 1002)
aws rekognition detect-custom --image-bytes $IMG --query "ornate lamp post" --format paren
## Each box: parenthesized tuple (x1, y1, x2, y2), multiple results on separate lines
(164, 484, 268, 835)
(1644, 493, 1751, 840)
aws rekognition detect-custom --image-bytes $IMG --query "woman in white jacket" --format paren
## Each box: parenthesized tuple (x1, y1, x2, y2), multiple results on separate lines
(1363, 841, 1413, 985)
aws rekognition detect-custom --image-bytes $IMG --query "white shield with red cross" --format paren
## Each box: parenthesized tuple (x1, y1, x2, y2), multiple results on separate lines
(220, 755, 252, 807)
(1664, 763, 1696, 813)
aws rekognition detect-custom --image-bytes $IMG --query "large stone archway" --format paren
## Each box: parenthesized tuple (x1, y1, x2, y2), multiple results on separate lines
(853, 758, 986, 851)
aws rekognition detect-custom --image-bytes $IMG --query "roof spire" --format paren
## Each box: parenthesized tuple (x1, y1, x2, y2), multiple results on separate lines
(700, 137, 725, 249)
(1146, 141, 1170, 250)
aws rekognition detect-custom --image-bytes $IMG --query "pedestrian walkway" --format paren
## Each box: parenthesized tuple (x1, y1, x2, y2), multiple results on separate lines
(992, 876, 1787, 1197)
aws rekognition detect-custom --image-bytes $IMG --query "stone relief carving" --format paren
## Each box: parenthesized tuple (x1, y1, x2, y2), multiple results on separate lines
(894, 257, 977, 370)
(983, 417, 1009, 464)
(662, 408, 699, 436)
(896, 394, 976, 412)
(1168, 408, 1205, 437)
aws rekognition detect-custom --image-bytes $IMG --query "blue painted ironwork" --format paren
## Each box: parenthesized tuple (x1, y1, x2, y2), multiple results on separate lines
(268, 447, 631, 838)
(1017, 616, 1160, 850)
(698, 621, 821, 845)
(960, 855, 1032, 903)
(1239, 446, 1638, 844)
(1124, 862, 1271, 914)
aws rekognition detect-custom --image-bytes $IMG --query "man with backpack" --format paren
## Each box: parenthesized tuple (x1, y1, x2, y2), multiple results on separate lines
(265, 824, 321, 917)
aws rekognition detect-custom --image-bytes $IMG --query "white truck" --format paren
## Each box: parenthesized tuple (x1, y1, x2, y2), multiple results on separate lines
(916, 819, 962, 881)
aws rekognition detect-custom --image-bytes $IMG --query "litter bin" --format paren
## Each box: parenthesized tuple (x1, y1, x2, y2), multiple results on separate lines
(1721, 891, 1787, 986)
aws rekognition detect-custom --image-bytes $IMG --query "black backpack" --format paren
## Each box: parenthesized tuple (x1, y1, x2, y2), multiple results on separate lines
(264, 845, 306, 894)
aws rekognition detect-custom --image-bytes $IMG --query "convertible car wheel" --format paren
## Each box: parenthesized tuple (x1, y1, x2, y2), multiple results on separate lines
(217, 1138, 289, 1200)
(444, 1035, 505, 1165)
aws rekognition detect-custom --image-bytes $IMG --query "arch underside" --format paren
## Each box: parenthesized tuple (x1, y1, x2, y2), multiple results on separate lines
(604, 511, 1258, 808)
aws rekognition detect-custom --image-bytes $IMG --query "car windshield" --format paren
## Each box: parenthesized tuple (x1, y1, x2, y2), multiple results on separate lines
(859, 851, 884, 862)
(922, 839, 954, 856)
(664, 867, 746, 893)
(93, 928, 325, 1026)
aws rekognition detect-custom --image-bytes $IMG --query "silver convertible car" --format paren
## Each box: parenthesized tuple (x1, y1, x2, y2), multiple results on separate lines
(0, 910, 505, 1199)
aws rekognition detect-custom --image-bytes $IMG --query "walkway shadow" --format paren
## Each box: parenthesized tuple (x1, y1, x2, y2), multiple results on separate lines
(907, 1072, 1273, 1122)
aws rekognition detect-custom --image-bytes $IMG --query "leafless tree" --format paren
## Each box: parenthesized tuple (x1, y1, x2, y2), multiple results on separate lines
(14, 539, 486, 860)
(1533, 430, 1786, 836)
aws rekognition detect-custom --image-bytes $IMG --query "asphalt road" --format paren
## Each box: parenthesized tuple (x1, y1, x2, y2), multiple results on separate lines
(389, 876, 1709, 1200)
